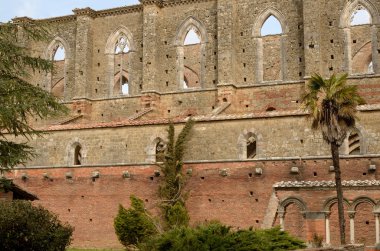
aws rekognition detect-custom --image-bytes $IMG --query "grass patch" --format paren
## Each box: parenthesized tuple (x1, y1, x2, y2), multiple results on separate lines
(67, 249, 124, 251)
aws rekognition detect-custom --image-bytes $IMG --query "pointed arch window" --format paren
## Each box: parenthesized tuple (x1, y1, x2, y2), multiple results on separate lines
(350, 7, 371, 26)
(261, 15, 283, 36)
(155, 139, 166, 163)
(341, 2, 378, 75)
(246, 133, 257, 159)
(51, 43, 66, 99)
(182, 28, 201, 89)
(74, 145, 82, 165)
(175, 18, 207, 90)
(254, 10, 287, 83)
(114, 34, 130, 95)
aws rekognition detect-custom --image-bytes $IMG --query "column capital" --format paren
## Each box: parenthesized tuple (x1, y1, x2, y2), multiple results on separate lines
(348, 211, 356, 219)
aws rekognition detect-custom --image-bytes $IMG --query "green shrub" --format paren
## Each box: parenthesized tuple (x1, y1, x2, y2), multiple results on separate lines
(114, 196, 157, 248)
(142, 222, 306, 251)
(0, 200, 73, 251)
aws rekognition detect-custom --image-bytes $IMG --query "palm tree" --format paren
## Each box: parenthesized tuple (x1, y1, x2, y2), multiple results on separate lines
(301, 73, 365, 245)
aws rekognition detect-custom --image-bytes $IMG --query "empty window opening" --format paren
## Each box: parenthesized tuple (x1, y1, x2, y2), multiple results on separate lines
(184, 28, 201, 45)
(350, 7, 371, 26)
(348, 131, 360, 155)
(51, 43, 65, 99)
(74, 145, 82, 165)
(182, 27, 202, 89)
(113, 34, 131, 96)
(352, 41, 372, 74)
(246, 133, 257, 159)
(261, 15, 283, 36)
(368, 61, 374, 74)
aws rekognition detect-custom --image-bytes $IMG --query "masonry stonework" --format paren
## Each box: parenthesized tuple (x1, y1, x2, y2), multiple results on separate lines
(7, 0, 380, 248)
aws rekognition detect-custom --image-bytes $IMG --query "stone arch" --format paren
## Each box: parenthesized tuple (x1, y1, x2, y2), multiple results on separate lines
(277, 197, 307, 239)
(105, 26, 135, 97)
(350, 196, 376, 211)
(237, 129, 262, 160)
(44, 36, 71, 100)
(323, 197, 351, 212)
(278, 197, 307, 213)
(340, 0, 379, 74)
(253, 8, 288, 37)
(65, 138, 88, 166)
(145, 134, 167, 163)
(175, 16, 207, 90)
(339, 0, 379, 28)
(252, 8, 288, 83)
(350, 196, 377, 245)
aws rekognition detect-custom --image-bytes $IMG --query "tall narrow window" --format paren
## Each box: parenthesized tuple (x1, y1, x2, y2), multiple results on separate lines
(74, 145, 82, 165)
(51, 43, 65, 98)
(114, 35, 130, 95)
(348, 6, 374, 75)
(155, 140, 166, 162)
(183, 28, 201, 89)
(348, 131, 361, 155)
(246, 133, 257, 159)
(260, 15, 283, 81)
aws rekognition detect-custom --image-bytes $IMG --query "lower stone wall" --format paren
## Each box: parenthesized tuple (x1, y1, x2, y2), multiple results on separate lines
(7, 157, 380, 248)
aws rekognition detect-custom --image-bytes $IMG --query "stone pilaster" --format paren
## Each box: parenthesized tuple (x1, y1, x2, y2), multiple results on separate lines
(302, 0, 323, 77)
(73, 8, 95, 99)
(217, 0, 235, 86)
(141, 1, 161, 92)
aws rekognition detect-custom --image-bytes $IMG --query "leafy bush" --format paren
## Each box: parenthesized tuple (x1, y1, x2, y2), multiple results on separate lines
(142, 222, 306, 251)
(0, 200, 73, 251)
(114, 195, 157, 248)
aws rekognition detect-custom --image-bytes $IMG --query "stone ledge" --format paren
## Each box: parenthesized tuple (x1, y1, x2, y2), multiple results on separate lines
(274, 180, 380, 188)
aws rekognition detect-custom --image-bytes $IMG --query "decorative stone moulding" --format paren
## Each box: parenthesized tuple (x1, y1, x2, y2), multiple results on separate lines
(290, 166, 299, 174)
(274, 180, 380, 188)
(91, 171, 100, 179)
(369, 164, 377, 171)
(255, 167, 263, 175)
(122, 171, 131, 179)
(219, 169, 228, 177)
(65, 172, 73, 179)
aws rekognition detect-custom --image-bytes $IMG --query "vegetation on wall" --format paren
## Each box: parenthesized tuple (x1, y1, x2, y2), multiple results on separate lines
(301, 73, 365, 245)
(158, 119, 194, 229)
(0, 200, 73, 251)
(0, 21, 67, 175)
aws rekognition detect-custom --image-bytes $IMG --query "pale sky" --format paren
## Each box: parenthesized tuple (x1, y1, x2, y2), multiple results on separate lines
(0, 0, 140, 22)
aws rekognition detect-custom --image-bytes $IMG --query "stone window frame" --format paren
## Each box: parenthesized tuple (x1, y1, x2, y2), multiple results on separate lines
(65, 138, 87, 166)
(174, 16, 208, 91)
(44, 36, 71, 101)
(145, 134, 167, 163)
(340, 0, 380, 75)
(237, 129, 262, 160)
(105, 26, 135, 97)
(252, 7, 289, 84)
(340, 126, 367, 156)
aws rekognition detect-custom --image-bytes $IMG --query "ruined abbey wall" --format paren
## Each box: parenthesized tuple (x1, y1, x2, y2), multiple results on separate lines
(7, 0, 380, 248)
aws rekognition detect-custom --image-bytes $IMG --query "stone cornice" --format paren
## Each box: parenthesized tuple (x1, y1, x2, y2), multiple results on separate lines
(274, 180, 380, 189)
(73, 7, 97, 18)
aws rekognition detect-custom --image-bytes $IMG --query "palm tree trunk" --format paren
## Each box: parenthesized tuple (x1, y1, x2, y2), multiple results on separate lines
(331, 142, 346, 245)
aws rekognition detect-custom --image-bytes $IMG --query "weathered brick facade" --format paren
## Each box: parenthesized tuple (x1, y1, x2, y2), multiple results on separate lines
(7, 0, 380, 248)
